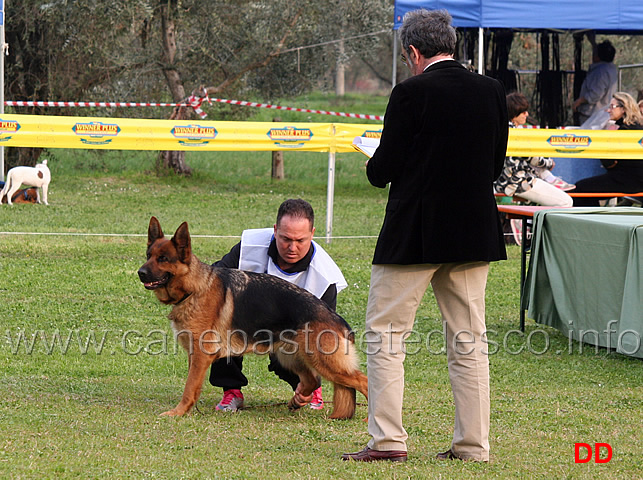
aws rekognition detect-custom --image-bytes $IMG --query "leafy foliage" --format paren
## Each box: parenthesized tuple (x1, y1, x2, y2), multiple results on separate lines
(6, 0, 392, 111)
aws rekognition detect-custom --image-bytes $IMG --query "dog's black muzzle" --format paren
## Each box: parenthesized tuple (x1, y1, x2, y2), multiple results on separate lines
(138, 266, 170, 290)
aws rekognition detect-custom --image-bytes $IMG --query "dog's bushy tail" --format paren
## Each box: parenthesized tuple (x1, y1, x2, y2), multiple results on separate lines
(330, 383, 357, 419)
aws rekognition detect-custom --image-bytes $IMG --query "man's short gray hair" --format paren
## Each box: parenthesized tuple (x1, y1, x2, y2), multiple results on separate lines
(399, 9, 456, 59)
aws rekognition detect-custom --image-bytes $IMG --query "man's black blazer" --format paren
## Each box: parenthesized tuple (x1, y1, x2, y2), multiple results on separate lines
(367, 60, 508, 265)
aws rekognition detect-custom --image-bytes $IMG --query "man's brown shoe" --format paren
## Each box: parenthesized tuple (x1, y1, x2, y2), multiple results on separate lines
(341, 447, 408, 462)
(436, 449, 461, 460)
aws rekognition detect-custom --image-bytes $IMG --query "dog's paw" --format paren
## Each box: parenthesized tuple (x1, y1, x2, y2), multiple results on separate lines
(287, 398, 302, 411)
(160, 408, 183, 417)
(288, 392, 313, 410)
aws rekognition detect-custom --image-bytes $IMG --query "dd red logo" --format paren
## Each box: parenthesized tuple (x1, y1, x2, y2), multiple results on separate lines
(575, 443, 612, 463)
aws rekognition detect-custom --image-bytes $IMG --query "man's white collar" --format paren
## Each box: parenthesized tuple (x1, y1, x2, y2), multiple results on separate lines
(424, 57, 454, 72)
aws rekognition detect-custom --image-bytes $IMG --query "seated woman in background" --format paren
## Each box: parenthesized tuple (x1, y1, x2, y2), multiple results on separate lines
(494, 92, 574, 207)
(573, 92, 643, 206)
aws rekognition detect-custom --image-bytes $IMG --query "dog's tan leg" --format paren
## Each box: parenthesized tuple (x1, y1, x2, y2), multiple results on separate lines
(324, 369, 368, 400)
(328, 370, 369, 419)
(314, 355, 368, 419)
(312, 344, 369, 419)
(41, 184, 48, 205)
(287, 369, 319, 411)
(161, 351, 212, 417)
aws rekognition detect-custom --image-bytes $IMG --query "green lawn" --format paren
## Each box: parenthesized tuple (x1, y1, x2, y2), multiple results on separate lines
(1, 143, 641, 479)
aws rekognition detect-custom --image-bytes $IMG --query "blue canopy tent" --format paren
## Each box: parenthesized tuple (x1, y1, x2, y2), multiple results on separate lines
(392, 0, 643, 76)
(391, 0, 643, 126)
(393, 0, 643, 33)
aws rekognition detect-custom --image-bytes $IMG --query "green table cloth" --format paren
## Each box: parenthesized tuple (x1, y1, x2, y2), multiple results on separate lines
(523, 207, 643, 358)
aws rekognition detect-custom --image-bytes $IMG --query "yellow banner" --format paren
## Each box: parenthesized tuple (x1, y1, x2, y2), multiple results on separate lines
(0, 114, 378, 153)
(508, 128, 643, 160)
(1, 114, 641, 159)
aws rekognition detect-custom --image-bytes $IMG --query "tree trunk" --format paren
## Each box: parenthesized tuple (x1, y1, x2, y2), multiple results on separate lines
(157, 104, 192, 176)
(156, 1, 192, 176)
(271, 118, 285, 180)
(154, 6, 303, 176)
(336, 39, 345, 96)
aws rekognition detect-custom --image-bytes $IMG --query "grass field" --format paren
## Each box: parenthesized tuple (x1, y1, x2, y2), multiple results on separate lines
(1, 103, 642, 479)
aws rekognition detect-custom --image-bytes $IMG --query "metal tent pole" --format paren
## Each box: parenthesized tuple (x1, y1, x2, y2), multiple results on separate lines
(0, 1, 5, 181)
(325, 148, 336, 244)
(392, 30, 398, 86)
(478, 27, 484, 75)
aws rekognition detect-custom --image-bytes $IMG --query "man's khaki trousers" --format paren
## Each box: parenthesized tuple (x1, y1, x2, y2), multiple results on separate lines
(365, 262, 490, 461)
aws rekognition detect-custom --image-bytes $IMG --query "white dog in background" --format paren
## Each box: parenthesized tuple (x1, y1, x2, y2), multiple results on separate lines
(0, 159, 51, 205)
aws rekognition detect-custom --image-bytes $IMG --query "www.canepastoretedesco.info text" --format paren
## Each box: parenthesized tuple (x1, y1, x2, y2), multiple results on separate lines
(4, 323, 639, 357)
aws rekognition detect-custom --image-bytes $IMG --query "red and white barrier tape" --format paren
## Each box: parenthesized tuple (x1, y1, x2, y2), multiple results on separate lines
(187, 94, 211, 119)
(5, 101, 179, 108)
(206, 98, 383, 121)
(5, 97, 384, 121)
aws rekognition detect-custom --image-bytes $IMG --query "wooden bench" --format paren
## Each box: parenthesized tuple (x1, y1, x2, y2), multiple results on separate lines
(567, 192, 643, 206)
(495, 192, 643, 206)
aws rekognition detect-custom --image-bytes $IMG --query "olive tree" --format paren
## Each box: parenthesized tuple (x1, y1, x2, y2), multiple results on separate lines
(5, 0, 392, 172)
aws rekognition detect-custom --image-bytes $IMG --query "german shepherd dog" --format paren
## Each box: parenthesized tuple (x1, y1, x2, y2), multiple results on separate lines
(138, 217, 368, 419)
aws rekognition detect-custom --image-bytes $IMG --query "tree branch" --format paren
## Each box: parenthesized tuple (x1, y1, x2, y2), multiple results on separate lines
(195, 10, 303, 98)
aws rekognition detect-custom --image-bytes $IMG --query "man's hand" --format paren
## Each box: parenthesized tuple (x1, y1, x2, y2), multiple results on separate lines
(573, 97, 586, 112)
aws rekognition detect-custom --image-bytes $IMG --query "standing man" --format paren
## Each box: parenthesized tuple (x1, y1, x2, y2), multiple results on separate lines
(209, 198, 347, 412)
(573, 36, 617, 125)
(342, 9, 507, 463)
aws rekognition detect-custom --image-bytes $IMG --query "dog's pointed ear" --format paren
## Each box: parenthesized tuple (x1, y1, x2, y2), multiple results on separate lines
(148, 216, 164, 246)
(172, 222, 191, 263)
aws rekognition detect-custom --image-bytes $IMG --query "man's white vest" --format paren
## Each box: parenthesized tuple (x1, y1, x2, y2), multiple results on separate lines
(238, 228, 347, 299)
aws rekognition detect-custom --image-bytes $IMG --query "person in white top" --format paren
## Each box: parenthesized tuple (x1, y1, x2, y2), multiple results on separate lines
(573, 36, 618, 125)
(208, 199, 348, 412)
